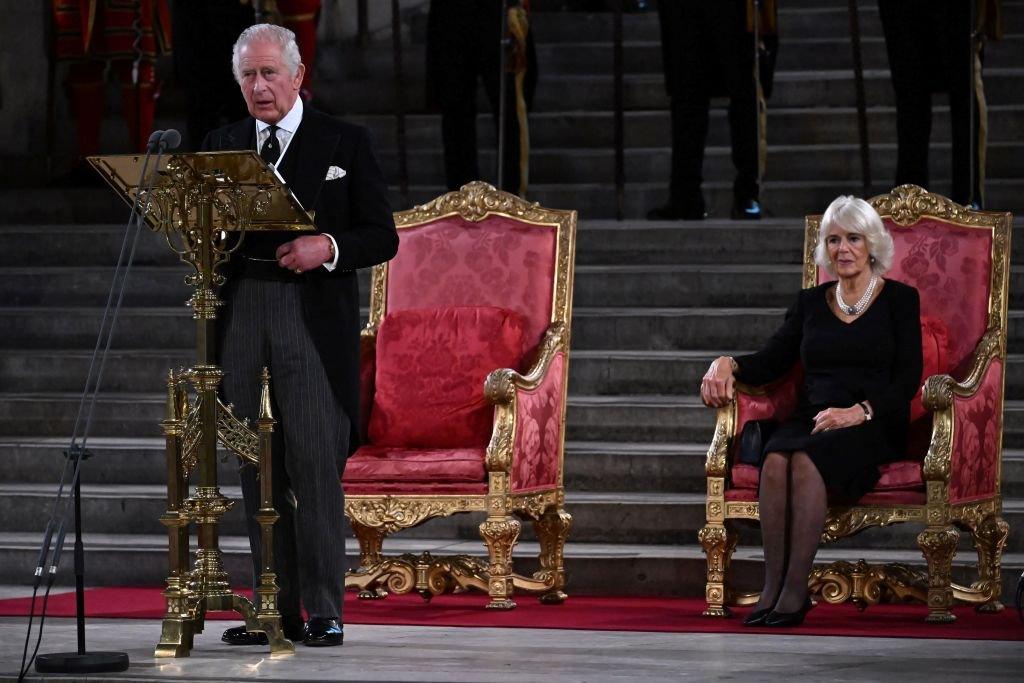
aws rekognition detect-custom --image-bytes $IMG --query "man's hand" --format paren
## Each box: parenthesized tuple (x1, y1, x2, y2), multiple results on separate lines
(276, 235, 333, 274)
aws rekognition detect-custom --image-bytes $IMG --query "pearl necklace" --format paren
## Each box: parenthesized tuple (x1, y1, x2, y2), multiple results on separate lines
(836, 275, 878, 316)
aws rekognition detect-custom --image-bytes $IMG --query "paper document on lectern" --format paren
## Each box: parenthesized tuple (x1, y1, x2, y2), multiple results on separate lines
(87, 151, 315, 232)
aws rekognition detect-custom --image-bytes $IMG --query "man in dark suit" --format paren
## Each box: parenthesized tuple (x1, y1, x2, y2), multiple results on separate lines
(648, 0, 777, 221)
(203, 23, 398, 648)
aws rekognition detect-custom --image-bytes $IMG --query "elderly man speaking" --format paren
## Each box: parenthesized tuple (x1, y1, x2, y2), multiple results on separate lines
(203, 23, 398, 647)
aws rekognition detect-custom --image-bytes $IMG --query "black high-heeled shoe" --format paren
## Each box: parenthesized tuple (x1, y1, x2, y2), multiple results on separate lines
(764, 596, 813, 627)
(742, 605, 775, 626)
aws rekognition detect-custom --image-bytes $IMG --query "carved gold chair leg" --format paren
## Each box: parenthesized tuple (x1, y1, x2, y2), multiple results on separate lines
(533, 506, 572, 604)
(971, 514, 1010, 612)
(480, 515, 522, 610)
(918, 524, 960, 622)
(349, 520, 390, 599)
(699, 521, 738, 617)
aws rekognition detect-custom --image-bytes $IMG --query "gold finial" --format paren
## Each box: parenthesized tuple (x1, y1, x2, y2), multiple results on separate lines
(259, 367, 274, 421)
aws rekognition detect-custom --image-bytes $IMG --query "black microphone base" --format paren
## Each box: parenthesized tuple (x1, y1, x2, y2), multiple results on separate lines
(35, 651, 129, 674)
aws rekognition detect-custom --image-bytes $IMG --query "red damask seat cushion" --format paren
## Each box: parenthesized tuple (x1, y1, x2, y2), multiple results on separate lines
(344, 446, 486, 483)
(368, 306, 528, 448)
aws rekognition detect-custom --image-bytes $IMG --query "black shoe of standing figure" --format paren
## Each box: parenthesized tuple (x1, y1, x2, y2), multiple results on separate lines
(764, 596, 813, 628)
(221, 615, 305, 645)
(731, 197, 762, 220)
(304, 617, 344, 647)
(742, 605, 776, 627)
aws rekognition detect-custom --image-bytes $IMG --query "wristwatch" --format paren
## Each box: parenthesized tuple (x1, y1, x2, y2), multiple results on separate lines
(858, 401, 872, 421)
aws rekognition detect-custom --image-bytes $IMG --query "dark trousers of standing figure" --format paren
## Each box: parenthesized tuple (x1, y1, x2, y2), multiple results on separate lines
(221, 279, 349, 620)
(426, 0, 537, 193)
(658, 0, 759, 211)
(879, 0, 980, 205)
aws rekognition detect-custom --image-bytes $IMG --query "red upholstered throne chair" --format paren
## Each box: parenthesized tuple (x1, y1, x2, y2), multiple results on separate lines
(702, 185, 1013, 622)
(342, 182, 577, 609)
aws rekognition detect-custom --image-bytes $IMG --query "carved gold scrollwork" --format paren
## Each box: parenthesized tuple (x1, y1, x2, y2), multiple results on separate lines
(705, 403, 735, 477)
(346, 497, 470, 535)
(821, 507, 925, 543)
(871, 184, 1000, 227)
(216, 399, 260, 465)
(180, 395, 203, 476)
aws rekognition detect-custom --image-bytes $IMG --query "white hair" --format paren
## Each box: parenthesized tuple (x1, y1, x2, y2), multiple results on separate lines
(814, 195, 894, 276)
(231, 24, 302, 82)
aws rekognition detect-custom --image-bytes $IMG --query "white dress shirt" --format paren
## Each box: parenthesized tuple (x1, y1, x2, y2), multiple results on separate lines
(256, 98, 339, 271)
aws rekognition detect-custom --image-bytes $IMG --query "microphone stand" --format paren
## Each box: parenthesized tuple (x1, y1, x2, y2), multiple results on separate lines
(21, 130, 181, 679)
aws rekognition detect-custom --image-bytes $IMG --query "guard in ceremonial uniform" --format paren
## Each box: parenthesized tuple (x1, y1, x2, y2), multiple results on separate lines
(52, 0, 171, 158)
(878, 0, 1001, 207)
(426, 0, 538, 194)
(649, 0, 777, 220)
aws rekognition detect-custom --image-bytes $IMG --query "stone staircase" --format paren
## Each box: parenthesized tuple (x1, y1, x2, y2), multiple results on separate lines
(313, 0, 1024, 218)
(1, 0, 1023, 606)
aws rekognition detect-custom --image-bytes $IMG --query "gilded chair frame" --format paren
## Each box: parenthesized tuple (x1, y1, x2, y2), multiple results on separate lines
(344, 181, 577, 609)
(701, 185, 1013, 622)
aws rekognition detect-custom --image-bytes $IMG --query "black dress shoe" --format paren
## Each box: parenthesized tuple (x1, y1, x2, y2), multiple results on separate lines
(731, 198, 762, 220)
(221, 625, 268, 646)
(221, 615, 305, 645)
(646, 203, 706, 221)
(764, 597, 813, 627)
(304, 617, 344, 647)
(742, 605, 775, 626)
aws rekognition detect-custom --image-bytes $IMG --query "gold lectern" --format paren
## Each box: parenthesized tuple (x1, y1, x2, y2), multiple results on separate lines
(88, 152, 315, 658)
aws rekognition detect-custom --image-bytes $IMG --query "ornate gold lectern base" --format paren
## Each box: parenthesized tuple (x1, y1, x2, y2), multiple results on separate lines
(156, 594, 294, 658)
(88, 151, 315, 659)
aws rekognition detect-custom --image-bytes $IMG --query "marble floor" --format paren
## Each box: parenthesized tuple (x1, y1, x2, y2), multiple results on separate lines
(2, 608, 1022, 682)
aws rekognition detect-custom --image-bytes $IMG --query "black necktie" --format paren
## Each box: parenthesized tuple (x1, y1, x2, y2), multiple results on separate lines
(261, 125, 281, 165)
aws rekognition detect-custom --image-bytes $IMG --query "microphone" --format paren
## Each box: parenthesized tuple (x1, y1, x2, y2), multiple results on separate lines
(146, 130, 164, 153)
(158, 129, 181, 152)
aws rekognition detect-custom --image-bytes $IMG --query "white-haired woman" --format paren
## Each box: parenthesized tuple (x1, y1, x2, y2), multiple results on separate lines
(700, 195, 922, 627)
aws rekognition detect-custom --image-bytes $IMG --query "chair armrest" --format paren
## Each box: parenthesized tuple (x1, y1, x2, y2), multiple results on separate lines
(359, 326, 377, 443)
(706, 366, 803, 477)
(922, 329, 1004, 498)
(483, 324, 568, 484)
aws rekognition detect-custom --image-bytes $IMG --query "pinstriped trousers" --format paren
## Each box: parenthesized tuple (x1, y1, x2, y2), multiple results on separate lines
(221, 278, 349, 620)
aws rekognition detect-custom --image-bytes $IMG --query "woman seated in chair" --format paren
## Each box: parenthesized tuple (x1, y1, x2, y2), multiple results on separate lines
(700, 195, 923, 627)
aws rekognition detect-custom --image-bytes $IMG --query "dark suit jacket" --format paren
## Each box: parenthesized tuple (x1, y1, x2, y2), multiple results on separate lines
(202, 108, 399, 453)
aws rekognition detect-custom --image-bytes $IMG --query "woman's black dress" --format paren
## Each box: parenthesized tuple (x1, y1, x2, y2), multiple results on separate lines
(734, 279, 923, 502)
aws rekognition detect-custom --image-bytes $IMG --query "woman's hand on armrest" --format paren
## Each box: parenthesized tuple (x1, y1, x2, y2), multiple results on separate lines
(701, 356, 738, 408)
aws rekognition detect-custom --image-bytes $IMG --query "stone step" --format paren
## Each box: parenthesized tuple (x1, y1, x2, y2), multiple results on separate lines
(374, 142, 1024, 186)
(335, 33, 1024, 78)
(5, 435, 1024, 502)
(7, 344, 1024, 409)
(0, 391, 709, 442)
(5, 304, 1024, 357)
(384, 180, 1024, 221)
(3, 483, 1021, 552)
(5, 179, 1024, 223)
(2, 531, 1020, 599)
(525, 4, 1024, 43)
(321, 68, 1024, 114)
(4, 483, 1019, 557)
(349, 105, 1024, 150)
(3, 389, 1024, 447)
(0, 436, 705, 492)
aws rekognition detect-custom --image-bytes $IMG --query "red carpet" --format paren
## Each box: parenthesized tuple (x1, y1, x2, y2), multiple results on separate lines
(1, 588, 1021, 641)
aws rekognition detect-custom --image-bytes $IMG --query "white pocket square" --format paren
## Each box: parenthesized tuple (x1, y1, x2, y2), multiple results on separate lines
(325, 165, 347, 181)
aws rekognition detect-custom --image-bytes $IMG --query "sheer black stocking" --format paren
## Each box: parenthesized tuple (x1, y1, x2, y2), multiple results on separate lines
(754, 451, 790, 611)
(774, 451, 828, 613)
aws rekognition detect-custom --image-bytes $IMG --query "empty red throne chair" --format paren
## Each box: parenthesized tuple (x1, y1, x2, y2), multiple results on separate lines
(701, 185, 1013, 622)
(343, 182, 577, 609)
